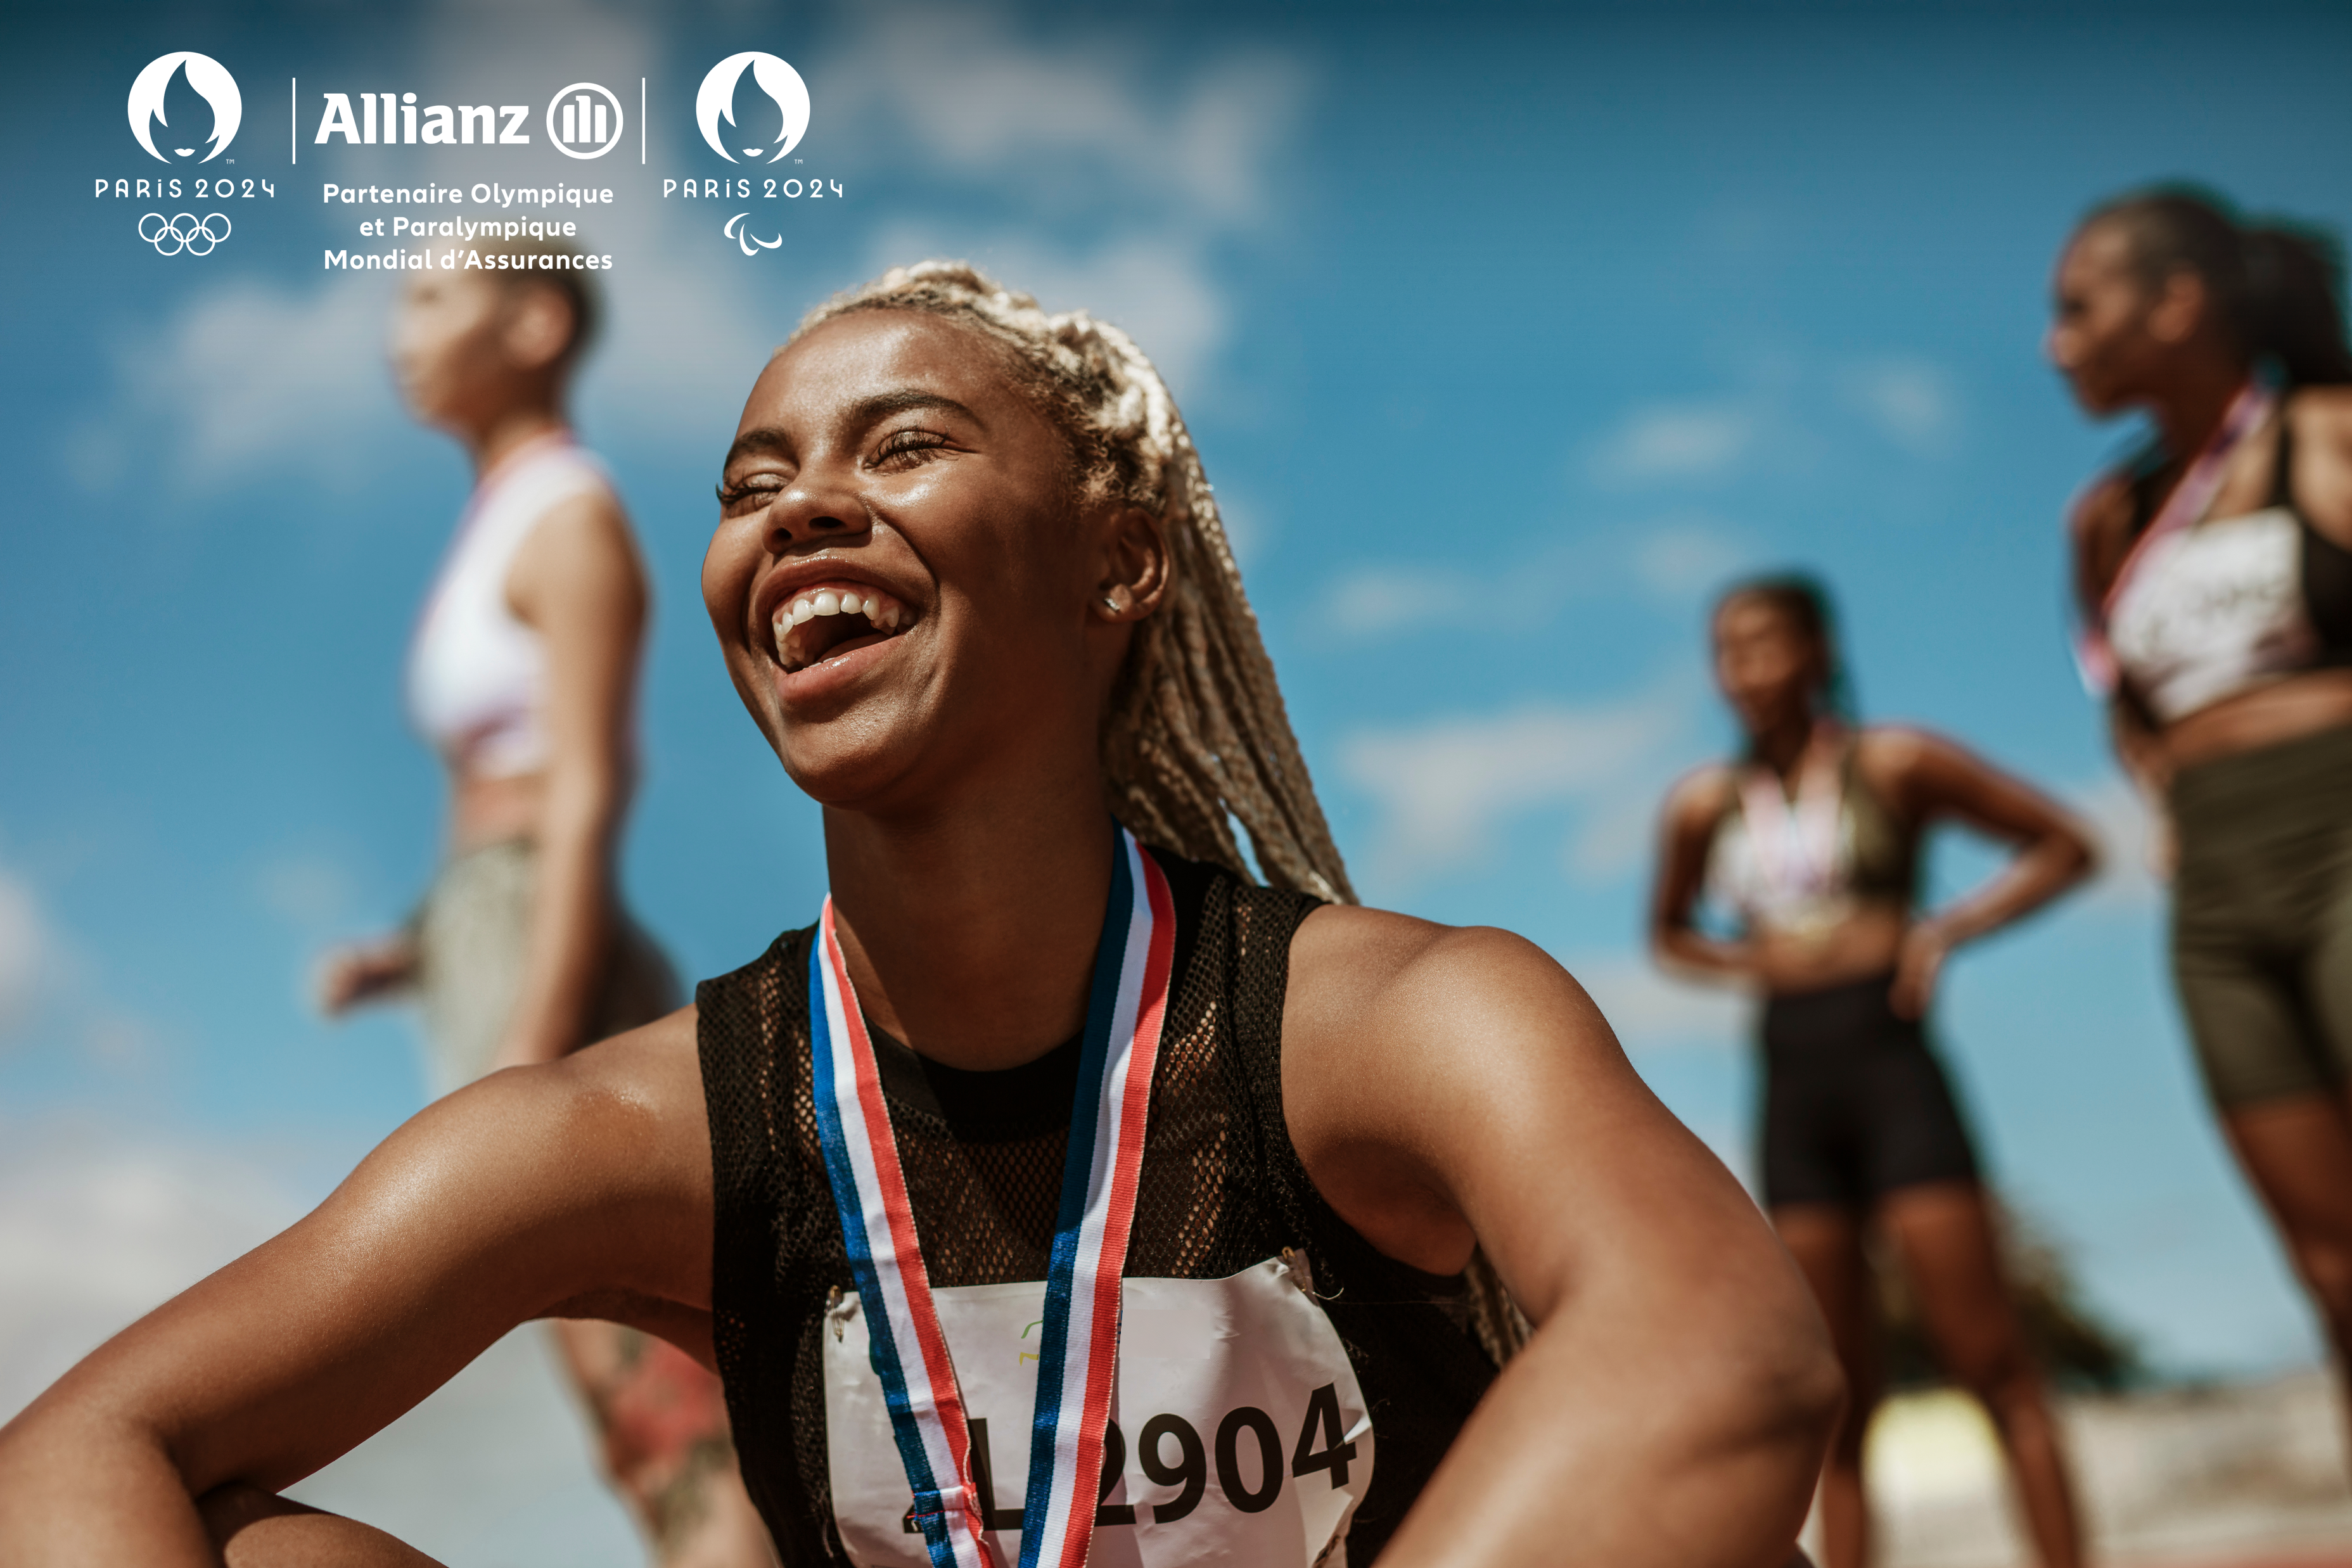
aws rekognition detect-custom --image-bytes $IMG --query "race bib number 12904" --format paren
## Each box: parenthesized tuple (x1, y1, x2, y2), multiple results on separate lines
(823, 1258, 1373, 1568)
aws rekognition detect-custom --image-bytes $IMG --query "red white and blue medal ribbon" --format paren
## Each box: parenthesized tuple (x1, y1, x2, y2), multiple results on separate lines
(2073, 379, 2275, 696)
(808, 825, 1177, 1568)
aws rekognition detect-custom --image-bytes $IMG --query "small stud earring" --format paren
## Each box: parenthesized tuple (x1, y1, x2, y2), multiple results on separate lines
(1100, 593, 1123, 613)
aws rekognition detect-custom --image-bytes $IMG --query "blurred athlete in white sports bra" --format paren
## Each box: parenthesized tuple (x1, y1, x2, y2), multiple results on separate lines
(316, 240, 776, 1567)
(2057, 187, 2352, 1437)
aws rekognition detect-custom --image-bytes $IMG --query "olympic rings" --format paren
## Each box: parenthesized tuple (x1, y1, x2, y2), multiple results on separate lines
(137, 212, 233, 257)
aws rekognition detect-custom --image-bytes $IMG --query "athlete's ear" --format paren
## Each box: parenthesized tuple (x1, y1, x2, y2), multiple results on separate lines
(1091, 505, 1170, 623)
(2147, 268, 2210, 348)
(503, 283, 575, 375)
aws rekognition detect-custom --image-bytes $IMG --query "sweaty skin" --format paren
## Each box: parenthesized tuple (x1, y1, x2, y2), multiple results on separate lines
(0, 310, 1840, 1568)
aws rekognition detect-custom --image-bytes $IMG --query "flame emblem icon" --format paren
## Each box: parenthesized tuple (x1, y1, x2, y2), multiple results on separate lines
(696, 52, 810, 164)
(128, 51, 241, 164)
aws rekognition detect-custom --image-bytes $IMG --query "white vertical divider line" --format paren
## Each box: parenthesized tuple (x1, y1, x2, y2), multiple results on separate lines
(290, 78, 297, 165)
(640, 78, 646, 165)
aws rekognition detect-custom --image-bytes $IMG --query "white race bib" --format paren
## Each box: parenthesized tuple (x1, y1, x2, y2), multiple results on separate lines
(825, 1258, 1372, 1568)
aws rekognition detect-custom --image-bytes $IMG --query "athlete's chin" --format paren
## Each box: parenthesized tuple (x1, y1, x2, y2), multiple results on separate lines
(765, 679, 936, 808)
(2061, 370, 2125, 417)
(774, 727, 931, 815)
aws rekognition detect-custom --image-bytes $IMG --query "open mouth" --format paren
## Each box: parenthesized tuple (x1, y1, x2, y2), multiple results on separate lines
(770, 582, 916, 674)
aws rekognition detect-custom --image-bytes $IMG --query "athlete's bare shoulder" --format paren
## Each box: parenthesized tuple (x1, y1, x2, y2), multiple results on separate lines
(1661, 758, 1738, 832)
(2285, 386, 2352, 543)
(2069, 468, 2141, 600)
(1852, 722, 1944, 779)
(1280, 905, 1639, 1273)
(2287, 383, 2352, 433)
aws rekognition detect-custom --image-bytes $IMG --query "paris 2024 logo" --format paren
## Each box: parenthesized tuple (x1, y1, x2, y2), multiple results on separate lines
(120, 51, 248, 257)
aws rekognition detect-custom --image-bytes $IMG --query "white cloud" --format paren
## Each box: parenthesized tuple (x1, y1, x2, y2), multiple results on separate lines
(1587, 400, 1758, 487)
(1319, 565, 1486, 641)
(1315, 516, 1751, 642)
(1632, 517, 1757, 599)
(1577, 352, 1964, 495)
(0, 1128, 302, 1420)
(73, 272, 401, 493)
(0, 846, 157, 1068)
(0, 867, 50, 1039)
(831, 14, 1311, 405)
(1841, 356, 1959, 457)
(1339, 679, 1703, 891)
(820, 10, 1306, 226)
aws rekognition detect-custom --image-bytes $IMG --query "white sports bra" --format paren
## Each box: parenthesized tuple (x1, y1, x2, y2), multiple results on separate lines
(2106, 506, 2318, 723)
(407, 435, 610, 778)
(2100, 405, 2352, 725)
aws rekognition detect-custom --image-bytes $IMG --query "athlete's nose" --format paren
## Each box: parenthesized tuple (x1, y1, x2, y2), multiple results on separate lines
(765, 475, 871, 551)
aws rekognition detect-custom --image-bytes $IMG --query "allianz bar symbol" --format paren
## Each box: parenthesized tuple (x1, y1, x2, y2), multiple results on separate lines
(559, 94, 605, 149)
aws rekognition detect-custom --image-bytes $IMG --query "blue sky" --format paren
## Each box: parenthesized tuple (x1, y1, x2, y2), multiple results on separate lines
(6, 0, 2352, 1517)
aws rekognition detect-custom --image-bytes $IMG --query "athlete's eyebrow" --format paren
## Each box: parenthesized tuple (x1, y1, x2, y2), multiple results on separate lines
(724, 392, 984, 470)
(846, 389, 985, 429)
(723, 428, 790, 468)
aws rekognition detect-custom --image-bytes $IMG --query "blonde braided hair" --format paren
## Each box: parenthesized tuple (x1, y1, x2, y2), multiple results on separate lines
(793, 260, 1355, 903)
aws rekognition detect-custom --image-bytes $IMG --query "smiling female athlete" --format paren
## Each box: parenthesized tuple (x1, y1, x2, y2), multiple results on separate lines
(0, 262, 1839, 1568)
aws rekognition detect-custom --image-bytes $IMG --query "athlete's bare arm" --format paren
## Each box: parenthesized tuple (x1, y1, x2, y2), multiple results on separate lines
(2286, 388, 2352, 548)
(1857, 729, 2096, 1017)
(1284, 907, 1842, 1568)
(0, 1014, 710, 1567)
(499, 488, 652, 1069)
(1647, 763, 1754, 985)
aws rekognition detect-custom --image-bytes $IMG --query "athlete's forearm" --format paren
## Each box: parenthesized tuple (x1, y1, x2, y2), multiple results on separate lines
(1928, 826, 2094, 950)
(499, 772, 622, 1069)
(1376, 1295, 1837, 1567)
(0, 1405, 220, 1565)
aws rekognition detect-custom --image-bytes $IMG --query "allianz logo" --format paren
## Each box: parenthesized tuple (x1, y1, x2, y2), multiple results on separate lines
(314, 81, 626, 159)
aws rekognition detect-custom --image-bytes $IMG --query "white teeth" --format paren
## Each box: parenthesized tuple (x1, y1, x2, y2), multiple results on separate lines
(769, 585, 916, 672)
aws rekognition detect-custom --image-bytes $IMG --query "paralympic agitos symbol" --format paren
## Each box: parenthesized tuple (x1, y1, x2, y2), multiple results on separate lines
(724, 212, 783, 258)
(128, 51, 241, 163)
(695, 52, 810, 163)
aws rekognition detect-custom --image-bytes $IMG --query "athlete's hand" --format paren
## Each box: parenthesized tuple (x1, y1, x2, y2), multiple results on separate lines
(1889, 922, 1950, 1021)
(316, 934, 419, 1016)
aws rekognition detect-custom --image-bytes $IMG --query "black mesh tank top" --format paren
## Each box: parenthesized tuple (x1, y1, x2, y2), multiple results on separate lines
(697, 846, 1499, 1565)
